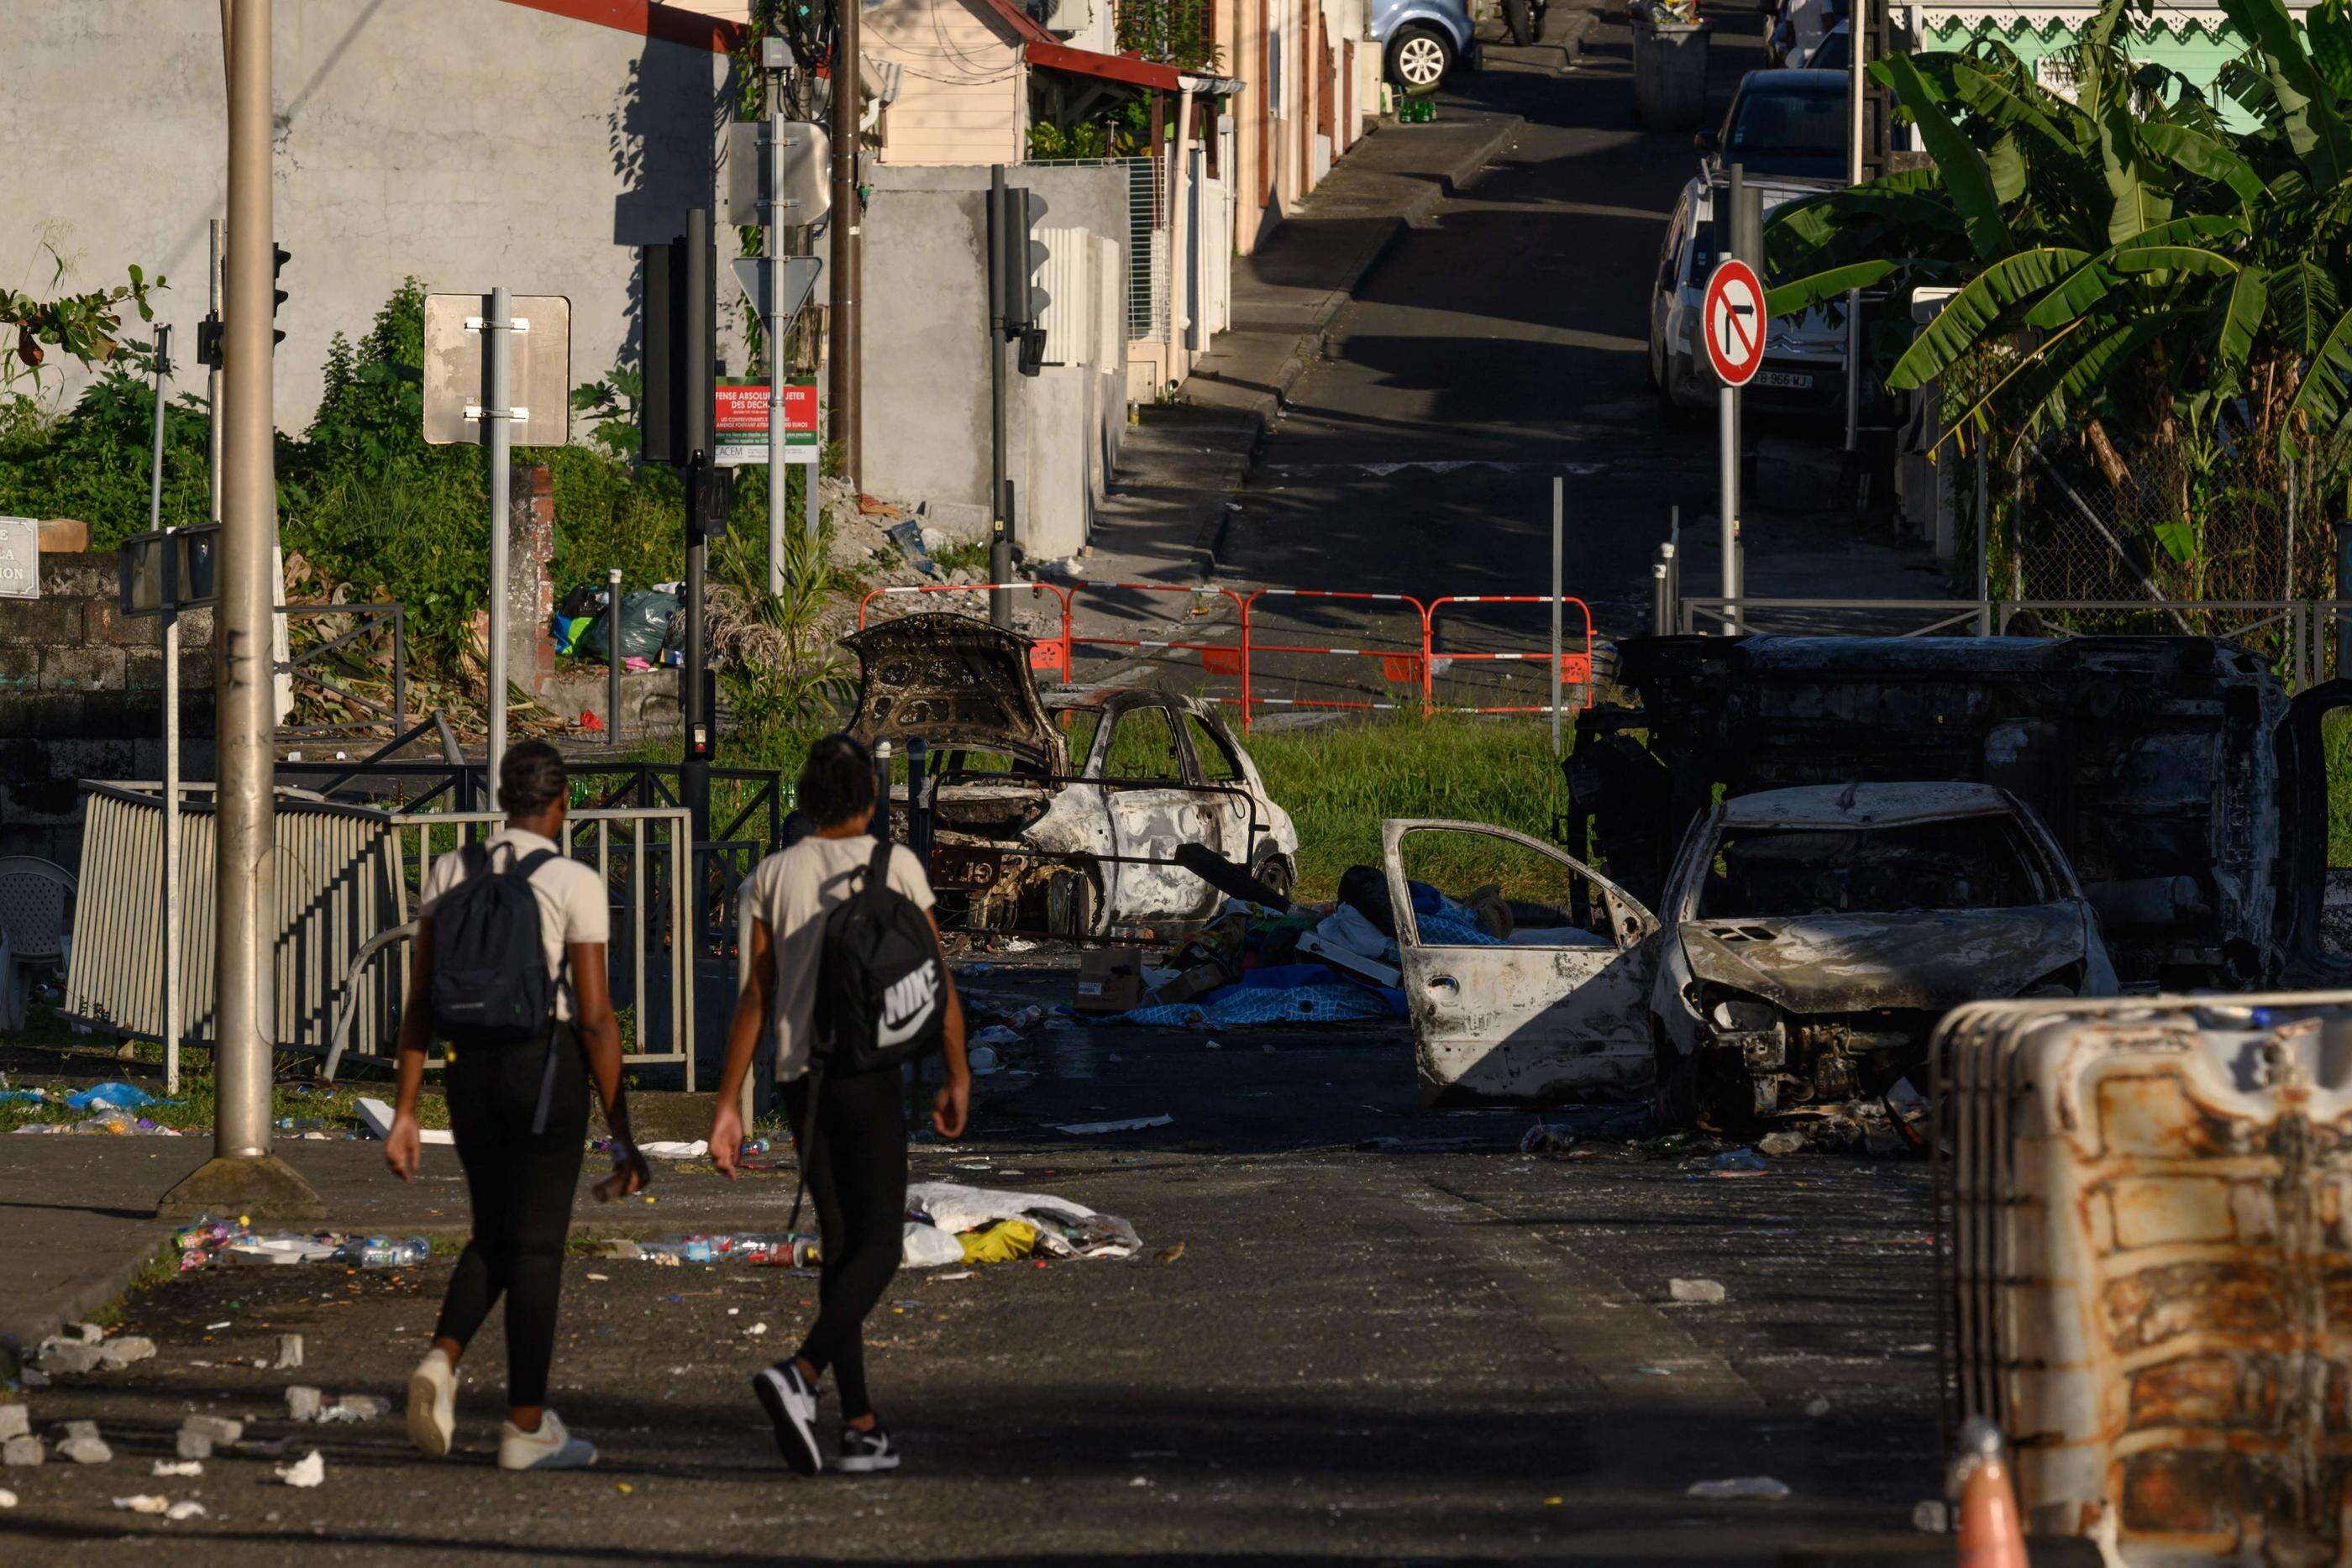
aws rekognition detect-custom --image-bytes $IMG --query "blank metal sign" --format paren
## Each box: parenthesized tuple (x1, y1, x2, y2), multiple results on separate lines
(421, 294, 572, 446)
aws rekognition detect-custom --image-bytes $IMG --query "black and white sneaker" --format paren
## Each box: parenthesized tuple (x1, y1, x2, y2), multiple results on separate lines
(753, 1361, 825, 1475)
(837, 1424, 900, 1474)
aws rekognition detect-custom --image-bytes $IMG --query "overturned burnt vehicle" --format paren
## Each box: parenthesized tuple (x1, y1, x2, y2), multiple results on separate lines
(1385, 783, 2118, 1125)
(846, 614, 1299, 938)
(1569, 634, 2341, 989)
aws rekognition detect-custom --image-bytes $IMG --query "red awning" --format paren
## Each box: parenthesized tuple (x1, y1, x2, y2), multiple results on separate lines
(970, 0, 1241, 93)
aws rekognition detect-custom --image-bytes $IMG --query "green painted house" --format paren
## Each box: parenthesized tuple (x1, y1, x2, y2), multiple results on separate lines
(1915, 1, 2299, 125)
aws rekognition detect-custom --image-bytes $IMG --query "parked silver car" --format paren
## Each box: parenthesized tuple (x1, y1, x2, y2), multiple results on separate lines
(1646, 172, 1849, 417)
(1370, 0, 1478, 90)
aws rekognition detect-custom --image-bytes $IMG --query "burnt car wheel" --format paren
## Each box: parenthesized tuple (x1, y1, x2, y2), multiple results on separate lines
(1250, 849, 1295, 906)
(1651, 1030, 1698, 1130)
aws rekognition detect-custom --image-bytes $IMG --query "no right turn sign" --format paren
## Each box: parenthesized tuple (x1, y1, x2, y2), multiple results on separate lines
(1702, 260, 1767, 388)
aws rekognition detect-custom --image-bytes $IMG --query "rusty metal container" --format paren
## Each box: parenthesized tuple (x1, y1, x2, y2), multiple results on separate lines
(1934, 993, 2352, 1563)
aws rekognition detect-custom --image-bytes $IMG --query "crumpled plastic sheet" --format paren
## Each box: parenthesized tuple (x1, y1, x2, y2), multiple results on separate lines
(903, 1182, 1143, 1263)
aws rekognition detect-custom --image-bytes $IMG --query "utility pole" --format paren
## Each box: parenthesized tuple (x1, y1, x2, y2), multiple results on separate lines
(683, 207, 716, 851)
(146, 323, 180, 1096)
(989, 165, 1011, 627)
(827, 5, 861, 488)
(1843, 0, 1867, 454)
(164, 0, 322, 1221)
(485, 286, 513, 807)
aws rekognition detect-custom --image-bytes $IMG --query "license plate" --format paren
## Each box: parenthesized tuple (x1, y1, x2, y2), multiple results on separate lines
(932, 847, 1004, 892)
(1752, 370, 1812, 390)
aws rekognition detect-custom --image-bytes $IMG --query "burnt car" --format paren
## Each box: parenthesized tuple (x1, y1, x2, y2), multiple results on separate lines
(1570, 635, 2348, 989)
(1383, 783, 2118, 1125)
(845, 614, 1298, 937)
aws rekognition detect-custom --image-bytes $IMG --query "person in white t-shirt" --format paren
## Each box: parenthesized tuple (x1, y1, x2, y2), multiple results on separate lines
(711, 732, 969, 1476)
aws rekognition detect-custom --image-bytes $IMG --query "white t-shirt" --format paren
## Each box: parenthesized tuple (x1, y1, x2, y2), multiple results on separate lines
(418, 827, 610, 1021)
(739, 834, 937, 1082)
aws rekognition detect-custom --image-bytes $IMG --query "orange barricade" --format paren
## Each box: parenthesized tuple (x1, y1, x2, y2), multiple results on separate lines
(1420, 595, 1596, 716)
(1236, 589, 1431, 727)
(1061, 582, 1252, 693)
(856, 581, 1075, 682)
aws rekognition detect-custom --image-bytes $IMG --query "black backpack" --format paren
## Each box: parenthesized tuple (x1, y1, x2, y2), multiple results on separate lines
(429, 845, 561, 1048)
(811, 839, 946, 1074)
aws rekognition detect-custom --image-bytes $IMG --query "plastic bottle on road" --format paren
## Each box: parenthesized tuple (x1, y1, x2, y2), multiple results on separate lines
(343, 1236, 431, 1269)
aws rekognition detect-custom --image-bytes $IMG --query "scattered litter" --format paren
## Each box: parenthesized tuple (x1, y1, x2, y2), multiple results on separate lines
(902, 1223, 967, 1269)
(174, 1431, 211, 1461)
(1155, 1241, 1186, 1264)
(744, 1322, 769, 1337)
(966, 1045, 1001, 1075)
(354, 1097, 453, 1145)
(113, 1494, 170, 1514)
(1710, 1149, 1768, 1176)
(152, 1460, 202, 1477)
(1687, 1476, 1790, 1500)
(1520, 1121, 1575, 1155)
(1757, 1130, 1807, 1156)
(1805, 1396, 1831, 1417)
(638, 1140, 709, 1160)
(908, 1182, 1143, 1259)
(0, 1488, 13, 1508)
(318, 1394, 389, 1424)
(167, 1500, 206, 1521)
(1668, 1278, 1726, 1304)
(1635, 1366, 1675, 1376)
(65, 1082, 163, 1112)
(59, 1433, 112, 1465)
(98, 1336, 156, 1368)
(3, 1437, 42, 1467)
(275, 1450, 326, 1488)
(969, 1025, 1022, 1051)
(285, 1387, 322, 1422)
(936, 1271, 974, 1281)
(1053, 1114, 1173, 1135)
(343, 1236, 430, 1270)
(958, 1219, 1039, 1264)
(276, 1333, 304, 1369)
(585, 1272, 610, 1282)
(37, 1340, 101, 1376)
(204, 1322, 231, 1332)
(181, 1416, 242, 1445)
(0, 1406, 25, 1442)
(1913, 1498, 1950, 1533)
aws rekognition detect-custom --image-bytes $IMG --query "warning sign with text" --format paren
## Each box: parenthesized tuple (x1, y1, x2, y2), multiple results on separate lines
(714, 381, 819, 466)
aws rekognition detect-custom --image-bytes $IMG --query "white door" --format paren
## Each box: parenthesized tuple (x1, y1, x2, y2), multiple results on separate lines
(1099, 703, 1219, 924)
(1383, 819, 1659, 1106)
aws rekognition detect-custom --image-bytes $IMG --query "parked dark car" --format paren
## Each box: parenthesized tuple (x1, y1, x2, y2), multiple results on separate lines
(1699, 68, 1850, 181)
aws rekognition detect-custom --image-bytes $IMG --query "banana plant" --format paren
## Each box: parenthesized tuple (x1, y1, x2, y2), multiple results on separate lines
(1763, 0, 2352, 472)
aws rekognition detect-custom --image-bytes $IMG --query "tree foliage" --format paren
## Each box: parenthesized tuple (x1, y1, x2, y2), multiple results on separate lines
(1765, 0, 2352, 475)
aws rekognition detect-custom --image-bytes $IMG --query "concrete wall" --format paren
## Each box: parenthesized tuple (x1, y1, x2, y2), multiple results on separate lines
(2, 0, 739, 431)
(860, 163, 1131, 557)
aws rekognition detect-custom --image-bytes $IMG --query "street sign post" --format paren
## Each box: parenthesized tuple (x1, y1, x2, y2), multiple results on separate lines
(1703, 244, 1765, 637)
(729, 242, 825, 597)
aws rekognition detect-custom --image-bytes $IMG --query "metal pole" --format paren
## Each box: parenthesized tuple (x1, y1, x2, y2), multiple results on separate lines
(989, 165, 1012, 628)
(607, 567, 623, 747)
(1844, 0, 1866, 454)
(163, 0, 319, 1218)
(827, 2, 861, 488)
(1720, 165, 1746, 636)
(1550, 475, 1563, 758)
(1974, 443, 1990, 634)
(768, 112, 786, 599)
(485, 286, 512, 808)
(684, 209, 713, 848)
(147, 323, 180, 1096)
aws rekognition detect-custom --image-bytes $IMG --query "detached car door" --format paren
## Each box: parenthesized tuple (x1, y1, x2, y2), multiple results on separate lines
(1383, 819, 1659, 1107)
(1094, 700, 1221, 926)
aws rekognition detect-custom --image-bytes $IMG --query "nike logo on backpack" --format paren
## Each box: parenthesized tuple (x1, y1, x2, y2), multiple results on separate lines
(876, 960, 940, 1047)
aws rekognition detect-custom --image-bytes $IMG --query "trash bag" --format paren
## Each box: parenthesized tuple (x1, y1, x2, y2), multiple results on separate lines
(577, 590, 680, 664)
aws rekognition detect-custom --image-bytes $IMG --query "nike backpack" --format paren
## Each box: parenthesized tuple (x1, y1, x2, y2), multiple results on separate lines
(428, 845, 560, 1048)
(812, 839, 947, 1074)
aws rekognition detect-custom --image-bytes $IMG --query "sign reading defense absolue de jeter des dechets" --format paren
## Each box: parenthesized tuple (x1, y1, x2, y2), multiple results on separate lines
(713, 382, 819, 467)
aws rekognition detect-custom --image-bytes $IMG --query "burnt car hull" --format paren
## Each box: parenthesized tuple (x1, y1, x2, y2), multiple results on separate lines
(1571, 635, 2346, 989)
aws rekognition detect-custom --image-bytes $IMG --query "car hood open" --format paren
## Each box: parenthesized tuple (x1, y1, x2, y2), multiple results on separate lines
(842, 613, 1065, 771)
(1677, 905, 2087, 1013)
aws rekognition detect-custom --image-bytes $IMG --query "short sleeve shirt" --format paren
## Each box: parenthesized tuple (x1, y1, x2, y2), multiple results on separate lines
(739, 834, 937, 1082)
(418, 827, 610, 1020)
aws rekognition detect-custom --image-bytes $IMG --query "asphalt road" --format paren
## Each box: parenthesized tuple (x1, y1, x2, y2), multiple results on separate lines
(4, 960, 1947, 1565)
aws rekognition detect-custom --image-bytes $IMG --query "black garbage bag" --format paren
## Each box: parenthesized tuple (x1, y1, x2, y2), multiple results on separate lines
(1336, 864, 1397, 938)
(577, 590, 680, 664)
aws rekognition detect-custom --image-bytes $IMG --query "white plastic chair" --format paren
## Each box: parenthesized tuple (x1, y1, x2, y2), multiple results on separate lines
(0, 857, 76, 1021)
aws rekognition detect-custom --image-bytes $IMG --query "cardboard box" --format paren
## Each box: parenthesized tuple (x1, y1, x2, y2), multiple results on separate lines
(1150, 959, 1231, 1007)
(1073, 949, 1146, 1013)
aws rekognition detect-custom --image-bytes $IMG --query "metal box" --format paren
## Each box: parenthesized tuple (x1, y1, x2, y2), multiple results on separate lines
(1935, 993, 2352, 1562)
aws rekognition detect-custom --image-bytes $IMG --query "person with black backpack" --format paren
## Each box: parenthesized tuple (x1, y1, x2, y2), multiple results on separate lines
(710, 732, 969, 1476)
(382, 740, 651, 1471)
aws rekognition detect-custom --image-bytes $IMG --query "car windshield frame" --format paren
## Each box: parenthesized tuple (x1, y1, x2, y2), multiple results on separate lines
(1679, 810, 2062, 922)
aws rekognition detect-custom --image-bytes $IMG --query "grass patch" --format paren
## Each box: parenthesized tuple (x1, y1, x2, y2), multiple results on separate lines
(0, 1027, 449, 1136)
(86, 1239, 183, 1327)
(1246, 716, 1567, 899)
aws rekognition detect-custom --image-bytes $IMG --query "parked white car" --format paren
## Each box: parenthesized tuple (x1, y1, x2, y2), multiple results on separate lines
(1647, 172, 1849, 418)
(1383, 784, 2118, 1123)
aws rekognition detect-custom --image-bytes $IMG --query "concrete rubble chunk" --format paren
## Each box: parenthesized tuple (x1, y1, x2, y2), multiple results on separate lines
(321, 1393, 389, 1424)
(59, 1435, 112, 1465)
(0, 1406, 26, 1442)
(2, 1437, 43, 1467)
(60, 1420, 99, 1442)
(97, 1336, 156, 1368)
(276, 1334, 304, 1370)
(1757, 1130, 1807, 1156)
(174, 1430, 213, 1461)
(285, 1386, 322, 1422)
(75, 1323, 104, 1345)
(1668, 1277, 1727, 1304)
(38, 1341, 101, 1376)
(181, 1415, 243, 1445)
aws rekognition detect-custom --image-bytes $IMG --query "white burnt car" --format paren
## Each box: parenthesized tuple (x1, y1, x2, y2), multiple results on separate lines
(846, 614, 1299, 937)
(1383, 783, 2117, 1124)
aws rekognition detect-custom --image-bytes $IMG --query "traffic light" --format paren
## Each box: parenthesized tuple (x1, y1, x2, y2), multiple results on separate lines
(640, 208, 717, 468)
(272, 244, 290, 348)
(993, 185, 1051, 376)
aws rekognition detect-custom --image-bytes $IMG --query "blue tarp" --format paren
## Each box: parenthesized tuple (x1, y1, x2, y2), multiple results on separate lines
(1115, 978, 1405, 1029)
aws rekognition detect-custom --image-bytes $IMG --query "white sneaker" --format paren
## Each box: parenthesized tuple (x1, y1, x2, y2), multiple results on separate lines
(498, 1408, 597, 1471)
(753, 1361, 825, 1475)
(407, 1348, 456, 1458)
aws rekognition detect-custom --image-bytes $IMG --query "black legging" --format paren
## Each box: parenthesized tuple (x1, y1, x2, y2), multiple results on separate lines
(784, 1067, 907, 1423)
(434, 1030, 589, 1408)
